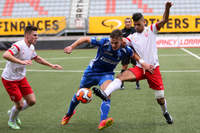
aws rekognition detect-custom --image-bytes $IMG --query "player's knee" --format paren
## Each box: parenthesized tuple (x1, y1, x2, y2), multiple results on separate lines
(155, 90, 165, 105)
(116, 73, 123, 80)
(27, 99, 36, 106)
(122, 65, 128, 70)
(157, 98, 165, 105)
(16, 102, 24, 110)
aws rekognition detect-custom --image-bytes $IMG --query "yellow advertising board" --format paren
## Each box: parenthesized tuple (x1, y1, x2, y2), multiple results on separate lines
(0, 16, 66, 35)
(89, 15, 200, 33)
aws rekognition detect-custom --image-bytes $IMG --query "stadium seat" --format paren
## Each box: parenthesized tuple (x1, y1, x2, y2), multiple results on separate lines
(1, 0, 70, 18)
(89, 0, 200, 16)
(1, 0, 200, 18)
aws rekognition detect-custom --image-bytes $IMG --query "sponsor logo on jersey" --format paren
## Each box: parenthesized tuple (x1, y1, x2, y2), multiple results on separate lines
(100, 56, 118, 65)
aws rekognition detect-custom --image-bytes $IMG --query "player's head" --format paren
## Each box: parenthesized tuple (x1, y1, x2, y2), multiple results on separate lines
(24, 25, 38, 45)
(124, 17, 132, 29)
(132, 13, 145, 33)
(110, 29, 123, 50)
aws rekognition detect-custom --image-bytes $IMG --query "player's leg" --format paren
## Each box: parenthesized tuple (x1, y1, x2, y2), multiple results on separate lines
(104, 70, 137, 96)
(120, 56, 130, 89)
(1, 78, 24, 129)
(8, 93, 35, 128)
(136, 81, 140, 89)
(99, 80, 112, 121)
(9, 77, 35, 128)
(121, 64, 128, 71)
(19, 77, 35, 109)
(61, 73, 97, 125)
(19, 77, 35, 112)
(121, 55, 130, 72)
(61, 93, 79, 125)
(131, 58, 141, 89)
(146, 67, 173, 124)
(93, 66, 143, 100)
(155, 91, 173, 124)
(98, 76, 114, 130)
(23, 93, 36, 107)
(8, 100, 24, 129)
(93, 71, 134, 100)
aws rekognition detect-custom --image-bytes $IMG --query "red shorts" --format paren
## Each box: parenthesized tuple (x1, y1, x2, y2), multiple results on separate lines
(129, 66, 164, 90)
(2, 77, 33, 102)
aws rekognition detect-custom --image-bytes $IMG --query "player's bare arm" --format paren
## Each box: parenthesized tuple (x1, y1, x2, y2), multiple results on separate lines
(133, 52, 154, 73)
(2, 50, 32, 65)
(157, 1, 173, 30)
(33, 56, 63, 70)
(121, 38, 128, 47)
(64, 37, 91, 54)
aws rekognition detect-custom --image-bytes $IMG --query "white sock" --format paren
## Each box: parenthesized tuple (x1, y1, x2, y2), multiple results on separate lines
(9, 100, 30, 122)
(104, 78, 122, 96)
(9, 106, 20, 122)
(21, 100, 30, 111)
(160, 99, 168, 114)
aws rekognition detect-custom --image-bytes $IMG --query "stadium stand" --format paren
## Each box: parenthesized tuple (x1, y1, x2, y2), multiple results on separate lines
(1, 0, 200, 28)
(1, 0, 200, 19)
(0, 0, 70, 18)
(89, 0, 200, 16)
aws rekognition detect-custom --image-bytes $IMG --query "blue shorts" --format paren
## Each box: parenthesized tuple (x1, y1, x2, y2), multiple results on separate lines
(79, 73, 114, 88)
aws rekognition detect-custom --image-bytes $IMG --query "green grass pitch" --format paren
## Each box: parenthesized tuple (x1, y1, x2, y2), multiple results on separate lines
(0, 48, 200, 133)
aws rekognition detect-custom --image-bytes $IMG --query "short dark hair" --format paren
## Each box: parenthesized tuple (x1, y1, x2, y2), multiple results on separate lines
(132, 13, 143, 21)
(125, 17, 131, 21)
(24, 25, 37, 34)
(110, 29, 122, 39)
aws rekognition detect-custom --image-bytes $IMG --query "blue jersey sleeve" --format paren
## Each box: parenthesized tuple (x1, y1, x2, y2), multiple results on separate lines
(90, 37, 109, 47)
(126, 46, 134, 57)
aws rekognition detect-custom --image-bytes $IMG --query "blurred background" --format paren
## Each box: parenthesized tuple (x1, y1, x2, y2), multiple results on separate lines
(0, 1, 200, 133)
(0, 0, 200, 49)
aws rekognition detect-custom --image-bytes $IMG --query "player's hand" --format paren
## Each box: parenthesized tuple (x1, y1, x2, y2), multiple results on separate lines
(141, 63, 154, 74)
(121, 38, 128, 47)
(51, 64, 63, 70)
(21, 60, 32, 65)
(165, 1, 173, 9)
(64, 46, 73, 54)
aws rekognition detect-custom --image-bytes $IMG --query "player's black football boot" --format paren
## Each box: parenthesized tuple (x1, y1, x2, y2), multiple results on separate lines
(163, 112, 173, 124)
(92, 87, 108, 101)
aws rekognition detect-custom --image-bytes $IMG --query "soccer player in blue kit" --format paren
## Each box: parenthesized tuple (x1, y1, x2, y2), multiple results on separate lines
(61, 29, 153, 130)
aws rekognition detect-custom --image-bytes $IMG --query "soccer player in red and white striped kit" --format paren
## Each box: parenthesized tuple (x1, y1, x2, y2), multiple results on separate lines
(93, 1, 173, 125)
(1, 26, 63, 129)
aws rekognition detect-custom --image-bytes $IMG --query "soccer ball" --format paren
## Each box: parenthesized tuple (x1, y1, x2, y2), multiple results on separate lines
(76, 88, 93, 103)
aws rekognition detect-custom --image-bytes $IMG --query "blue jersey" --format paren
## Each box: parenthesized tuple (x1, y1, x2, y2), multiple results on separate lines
(84, 37, 133, 76)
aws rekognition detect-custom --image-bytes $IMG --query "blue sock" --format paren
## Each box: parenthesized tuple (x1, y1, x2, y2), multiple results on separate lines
(100, 99, 111, 121)
(66, 94, 80, 116)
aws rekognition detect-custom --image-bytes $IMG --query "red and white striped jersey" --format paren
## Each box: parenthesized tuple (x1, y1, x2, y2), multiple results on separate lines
(2, 40, 37, 81)
(126, 23, 160, 68)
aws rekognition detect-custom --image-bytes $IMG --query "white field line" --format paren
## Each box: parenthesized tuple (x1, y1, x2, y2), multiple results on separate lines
(158, 54, 189, 57)
(0, 57, 92, 63)
(180, 48, 200, 60)
(0, 54, 198, 63)
(45, 57, 92, 60)
(0, 68, 199, 73)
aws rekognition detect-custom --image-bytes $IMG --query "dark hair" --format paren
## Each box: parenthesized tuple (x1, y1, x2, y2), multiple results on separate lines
(132, 13, 143, 21)
(110, 29, 122, 39)
(125, 17, 131, 21)
(24, 25, 37, 34)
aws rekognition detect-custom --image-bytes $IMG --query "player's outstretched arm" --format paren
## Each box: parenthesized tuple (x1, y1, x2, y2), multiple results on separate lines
(157, 1, 173, 30)
(2, 50, 32, 65)
(133, 52, 154, 74)
(33, 56, 63, 70)
(64, 37, 91, 54)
